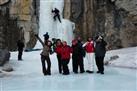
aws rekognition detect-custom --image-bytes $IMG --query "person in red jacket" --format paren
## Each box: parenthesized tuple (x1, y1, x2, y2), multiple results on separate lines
(55, 39, 63, 74)
(61, 41, 71, 75)
(83, 37, 95, 73)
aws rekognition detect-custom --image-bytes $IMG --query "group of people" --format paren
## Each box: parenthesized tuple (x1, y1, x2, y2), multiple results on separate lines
(16, 32, 107, 76)
(16, 7, 107, 76)
(33, 33, 107, 76)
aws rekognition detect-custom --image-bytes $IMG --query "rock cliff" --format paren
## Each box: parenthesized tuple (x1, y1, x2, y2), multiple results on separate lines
(0, 0, 39, 51)
(63, 0, 137, 49)
(0, 0, 137, 50)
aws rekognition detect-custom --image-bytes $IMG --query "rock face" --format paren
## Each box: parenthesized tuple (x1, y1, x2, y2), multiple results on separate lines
(63, 0, 137, 49)
(0, 49, 10, 66)
(64, 0, 95, 40)
(0, 0, 39, 51)
(0, 0, 9, 5)
(0, 0, 137, 50)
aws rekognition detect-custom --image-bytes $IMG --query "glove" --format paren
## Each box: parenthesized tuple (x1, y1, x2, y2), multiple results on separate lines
(34, 34, 38, 38)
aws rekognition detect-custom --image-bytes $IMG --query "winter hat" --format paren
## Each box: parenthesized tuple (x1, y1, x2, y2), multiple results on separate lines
(95, 35, 99, 40)
(43, 32, 49, 40)
(72, 39, 77, 45)
(98, 36, 103, 40)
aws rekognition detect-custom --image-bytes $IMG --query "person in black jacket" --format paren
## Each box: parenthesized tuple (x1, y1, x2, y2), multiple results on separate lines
(52, 8, 61, 23)
(17, 40, 24, 60)
(95, 36, 107, 74)
(72, 39, 85, 74)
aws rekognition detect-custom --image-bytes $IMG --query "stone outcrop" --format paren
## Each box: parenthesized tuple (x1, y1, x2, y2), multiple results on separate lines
(2, 62, 13, 72)
(114, 0, 137, 48)
(0, 0, 39, 51)
(64, 0, 95, 40)
(101, 0, 137, 49)
(63, 0, 137, 49)
(0, 0, 9, 5)
(0, 49, 10, 66)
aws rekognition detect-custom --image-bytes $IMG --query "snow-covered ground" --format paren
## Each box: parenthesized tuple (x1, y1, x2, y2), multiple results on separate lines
(0, 47, 137, 91)
(105, 47, 137, 69)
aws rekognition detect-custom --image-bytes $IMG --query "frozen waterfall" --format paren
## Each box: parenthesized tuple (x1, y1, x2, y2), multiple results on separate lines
(35, 0, 75, 48)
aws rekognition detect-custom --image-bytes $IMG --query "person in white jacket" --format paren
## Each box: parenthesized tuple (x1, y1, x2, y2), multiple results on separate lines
(83, 37, 95, 73)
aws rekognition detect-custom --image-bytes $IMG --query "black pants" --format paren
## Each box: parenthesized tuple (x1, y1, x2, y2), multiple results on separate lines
(62, 59, 70, 74)
(41, 55, 51, 75)
(54, 14, 61, 23)
(18, 50, 23, 60)
(95, 56, 104, 73)
(57, 54, 62, 73)
(72, 56, 84, 73)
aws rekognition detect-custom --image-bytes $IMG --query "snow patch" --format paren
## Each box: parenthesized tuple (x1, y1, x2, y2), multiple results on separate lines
(0, 47, 136, 90)
(105, 47, 137, 69)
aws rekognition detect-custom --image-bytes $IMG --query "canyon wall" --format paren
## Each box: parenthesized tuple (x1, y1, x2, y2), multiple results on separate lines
(64, 0, 137, 49)
(0, 0, 39, 51)
(0, 0, 137, 50)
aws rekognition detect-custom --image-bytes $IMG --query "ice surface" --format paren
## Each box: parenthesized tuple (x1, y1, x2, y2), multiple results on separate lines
(0, 47, 137, 91)
(35, 0, 74, 48)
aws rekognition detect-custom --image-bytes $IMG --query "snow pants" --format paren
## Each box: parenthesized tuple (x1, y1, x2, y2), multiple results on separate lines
(62, 59, 70, 75)
(53, 14, 61, 23)
(41, 55, 51, 75)
(95, 56, 104, 73)
(57, 54, 62, 74)
(72, 56, 85, 73)
(18, 50, 23, 60)
(86, 53, 95, 71)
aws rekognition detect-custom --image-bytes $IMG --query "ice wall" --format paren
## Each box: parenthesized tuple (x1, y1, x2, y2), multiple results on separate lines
(35, 0, 74, 48)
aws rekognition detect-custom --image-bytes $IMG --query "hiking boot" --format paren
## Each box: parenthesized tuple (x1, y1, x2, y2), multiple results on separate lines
(80, 71, 85, 73)
(96, 71, 100, 73)
(74, 71, 78, 74)
(43, 72, 47, 76)
(100, 72, 104, 75)
(63, 73, 70, 75)
(86, 70, 94, 73)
